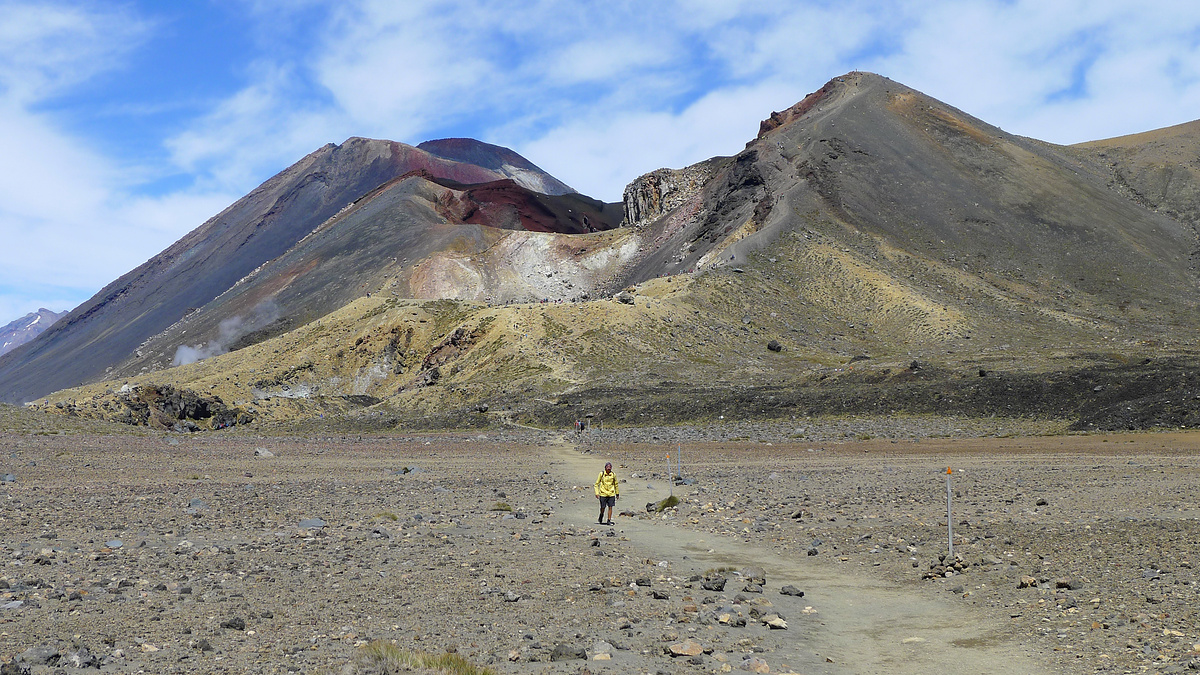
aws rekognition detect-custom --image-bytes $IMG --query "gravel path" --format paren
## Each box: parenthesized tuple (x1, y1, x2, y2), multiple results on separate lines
(0, 425, 1196, 674)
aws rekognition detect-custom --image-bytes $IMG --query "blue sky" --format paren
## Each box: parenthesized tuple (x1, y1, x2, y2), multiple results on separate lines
(2, 0, 1199, 323)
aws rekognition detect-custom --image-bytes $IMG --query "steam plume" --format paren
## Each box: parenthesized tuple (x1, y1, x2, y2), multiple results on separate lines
(171, 300, 279, 366)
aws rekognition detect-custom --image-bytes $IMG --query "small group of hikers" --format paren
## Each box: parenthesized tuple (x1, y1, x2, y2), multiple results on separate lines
(594, 461, 619, 525)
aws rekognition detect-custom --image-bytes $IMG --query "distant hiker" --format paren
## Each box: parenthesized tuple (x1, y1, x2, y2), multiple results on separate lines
(594, 462, 619, 525)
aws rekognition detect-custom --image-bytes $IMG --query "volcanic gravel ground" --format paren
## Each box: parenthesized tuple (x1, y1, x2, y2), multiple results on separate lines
(0, 426, 1196, 674)
(587, 432, 1200, 674)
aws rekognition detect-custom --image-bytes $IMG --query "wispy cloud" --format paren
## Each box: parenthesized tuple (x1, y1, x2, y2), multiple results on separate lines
(0, 1, 147, 101)
(0, 1, 238, 317)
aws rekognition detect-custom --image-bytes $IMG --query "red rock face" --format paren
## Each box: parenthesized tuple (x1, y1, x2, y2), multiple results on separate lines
(757, 79, 836, 138)
(452, 180, 617, 234)
(387, 142, 508, 187)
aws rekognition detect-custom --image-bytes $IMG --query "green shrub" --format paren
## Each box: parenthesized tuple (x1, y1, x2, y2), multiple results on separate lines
(652, 495, 680, 512)
(351, 641, 496, 675)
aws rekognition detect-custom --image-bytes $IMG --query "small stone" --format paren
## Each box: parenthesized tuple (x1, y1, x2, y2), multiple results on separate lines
(1018, 576, 1038, 589)
(762, 614, 788, 630)
(254, 448, 274, 457)
(549, 644, 586, 661)
(779, 585, 804, 597)
(668, 639, 704, 657)
(63, 647, 97, 668)
(17, 645, 58, 665)
(741, 656, 770, 673)
(297, 518, 327, 530)
(221, 616, 246, 630)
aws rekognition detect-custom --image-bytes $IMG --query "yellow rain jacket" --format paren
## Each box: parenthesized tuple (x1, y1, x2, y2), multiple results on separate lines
(594, 470, 619, 497)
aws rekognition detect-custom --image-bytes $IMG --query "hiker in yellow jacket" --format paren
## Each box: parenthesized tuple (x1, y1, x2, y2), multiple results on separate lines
(594, 462, 619, 525)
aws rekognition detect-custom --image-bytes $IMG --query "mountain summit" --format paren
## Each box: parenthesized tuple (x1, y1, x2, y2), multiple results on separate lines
(9, 73, 1200, 432)
(0, 309, 67, 358)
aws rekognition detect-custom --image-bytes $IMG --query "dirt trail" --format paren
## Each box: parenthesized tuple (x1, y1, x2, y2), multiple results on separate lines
(545, 436, 1053, 675)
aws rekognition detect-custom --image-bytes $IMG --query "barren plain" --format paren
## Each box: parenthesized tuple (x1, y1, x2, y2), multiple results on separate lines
(0, 412, 1198, 674)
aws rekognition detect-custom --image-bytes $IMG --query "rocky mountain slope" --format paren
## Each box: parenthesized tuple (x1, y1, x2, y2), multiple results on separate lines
(0, 309, 67, 357)
(15, 73, 1200, 431)
(0, 139, 609, 403)
(1071, 119, 1200, 238)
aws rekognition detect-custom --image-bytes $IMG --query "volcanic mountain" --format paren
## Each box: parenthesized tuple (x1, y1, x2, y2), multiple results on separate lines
(10, 73, 1200, 432)
(0, 309, 67, 358)
(0, 138, 620, 403)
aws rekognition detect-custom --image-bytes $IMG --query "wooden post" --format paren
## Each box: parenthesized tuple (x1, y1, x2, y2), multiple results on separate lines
(667, 453, 673, 497)
(945, 467, 954, 559)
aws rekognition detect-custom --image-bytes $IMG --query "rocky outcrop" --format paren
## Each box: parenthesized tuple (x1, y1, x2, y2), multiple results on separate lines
(621, 159, 723, 229)
(757, 78, 839, 139)
(44, 383, 253, 431)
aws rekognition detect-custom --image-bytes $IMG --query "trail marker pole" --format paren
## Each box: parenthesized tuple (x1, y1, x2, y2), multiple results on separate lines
(677, 443, 682, 481)
(667, 453, 674, 497)
(945, 467, 954, 559)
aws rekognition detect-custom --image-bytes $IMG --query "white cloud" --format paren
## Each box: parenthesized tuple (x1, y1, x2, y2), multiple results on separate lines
(164, 64, 349, 193)
(543, 38, 675, 86)
(0, 96, 239, 293)
(0, 1, 147, 101)
(871, 0, 1200, 143)
(148, 0, 1200, 205)
(515, 83, 800, 202)
(0, 2, 235, 318)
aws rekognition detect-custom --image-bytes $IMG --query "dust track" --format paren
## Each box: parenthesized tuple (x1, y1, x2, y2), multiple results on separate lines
(546, 436, 1052, 675)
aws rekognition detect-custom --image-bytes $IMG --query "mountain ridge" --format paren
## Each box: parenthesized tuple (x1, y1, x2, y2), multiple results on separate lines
(0, 138, 589, 403)
(11, 72, 1200, 433)
(0, 309, 68, 358)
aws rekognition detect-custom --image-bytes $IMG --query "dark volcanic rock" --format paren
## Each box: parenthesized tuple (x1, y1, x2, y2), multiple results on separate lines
(549, 644, 586, 661)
